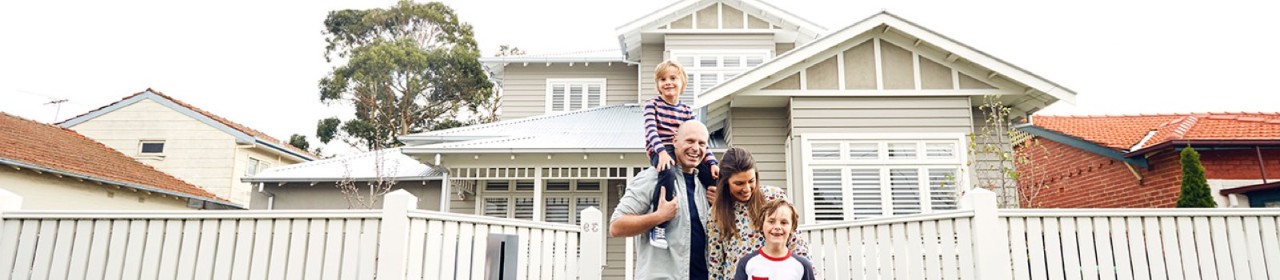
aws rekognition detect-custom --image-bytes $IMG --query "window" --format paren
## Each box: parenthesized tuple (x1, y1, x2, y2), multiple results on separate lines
(670, 50, 771, 106)
(139, 140, 165, 155)
(546, 79, 606, 113)
(480, 179, 606, 224)
(803, 134, 967, 222)
(245, 158, 263, 176)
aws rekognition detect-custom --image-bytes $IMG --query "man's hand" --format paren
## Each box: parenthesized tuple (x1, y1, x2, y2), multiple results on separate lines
(654, 187, 678, 221)
(656, 152, 675, 171)
(705, 184, 717, 202)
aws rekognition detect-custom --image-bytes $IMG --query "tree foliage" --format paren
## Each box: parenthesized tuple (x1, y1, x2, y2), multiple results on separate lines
(969, 95, 1051, 208)
(1177, 145, 1217, 208)
(317, 0, 492, 150)
(288, 134, 310, 151)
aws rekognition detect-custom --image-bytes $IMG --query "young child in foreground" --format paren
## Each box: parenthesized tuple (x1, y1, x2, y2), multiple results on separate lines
(643, 59, 719, 249)
(733, 199, 815, 280)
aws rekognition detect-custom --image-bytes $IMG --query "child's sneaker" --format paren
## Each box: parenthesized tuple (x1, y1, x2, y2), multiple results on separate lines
(648, 227, 669, 249)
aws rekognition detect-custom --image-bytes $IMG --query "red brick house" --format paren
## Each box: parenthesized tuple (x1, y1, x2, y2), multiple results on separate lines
(1013, 113, 1280, 208)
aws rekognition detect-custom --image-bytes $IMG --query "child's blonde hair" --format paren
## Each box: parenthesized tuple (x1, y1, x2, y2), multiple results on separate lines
(654, 60, 688, 86)
(754, 199, 800, 233)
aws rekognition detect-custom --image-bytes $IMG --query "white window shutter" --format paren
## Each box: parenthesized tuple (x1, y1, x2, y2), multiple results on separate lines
(849, 168, 882, 218)
(928, 168, 959, 210)
(810, 168, 845, 222)
(514, 198, 535, 220)
(545, 197, 571, 224)
(889, 168, 922, 215)
(483, 198, 509, 218)
(550, 84, 566, 112)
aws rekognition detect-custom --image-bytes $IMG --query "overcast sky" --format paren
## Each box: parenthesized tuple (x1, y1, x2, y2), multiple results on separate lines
(2, 0, 1278, 157)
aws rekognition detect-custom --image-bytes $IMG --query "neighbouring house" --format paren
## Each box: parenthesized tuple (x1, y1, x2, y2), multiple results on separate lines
(243, 148, 444, 210)
(1016, 113, 1280, 208)
(58, 89, 317, 207)
(0, 113, 235, 210)
(378, 0, 1074, 278)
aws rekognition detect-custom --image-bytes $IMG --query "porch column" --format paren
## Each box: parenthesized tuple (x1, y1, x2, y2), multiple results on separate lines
(439, 171, 450, 212)
(533, 167, 543, 221)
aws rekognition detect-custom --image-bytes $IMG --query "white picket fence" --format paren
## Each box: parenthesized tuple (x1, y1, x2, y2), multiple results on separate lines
(800, 189, 1280, 279)
(0, 190, 606, 280)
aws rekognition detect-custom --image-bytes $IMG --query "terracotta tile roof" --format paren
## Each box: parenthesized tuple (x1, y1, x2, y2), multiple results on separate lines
(0, 112, 227, 203)
(62, 89, 317, 160)
(1033, 112, 1280, 151)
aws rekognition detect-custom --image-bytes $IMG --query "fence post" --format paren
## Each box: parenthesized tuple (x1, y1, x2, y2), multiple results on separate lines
(961, 188, 1012, 279)
(577, 206, 603, 280)
(0, 188, 20, 236)
(377, 190, 417, 280)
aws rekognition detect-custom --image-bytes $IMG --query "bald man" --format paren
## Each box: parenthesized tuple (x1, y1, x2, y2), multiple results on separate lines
(610, 120, 716, 280)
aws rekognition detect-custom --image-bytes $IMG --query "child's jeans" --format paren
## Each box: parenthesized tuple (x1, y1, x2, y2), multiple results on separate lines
(648, 145, 716, 228)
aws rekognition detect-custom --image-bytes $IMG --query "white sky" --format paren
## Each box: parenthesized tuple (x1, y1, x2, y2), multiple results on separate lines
(3, 0, 1278, 157)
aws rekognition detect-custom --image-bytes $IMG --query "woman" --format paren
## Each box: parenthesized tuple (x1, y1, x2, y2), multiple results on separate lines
(706, 147, 810, 280)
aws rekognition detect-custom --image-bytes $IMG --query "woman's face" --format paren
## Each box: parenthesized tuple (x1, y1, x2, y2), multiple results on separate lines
(726, 168, 756, 202)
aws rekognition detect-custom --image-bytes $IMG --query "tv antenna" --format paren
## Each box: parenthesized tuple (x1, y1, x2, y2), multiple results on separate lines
(45, 99, 68, 123)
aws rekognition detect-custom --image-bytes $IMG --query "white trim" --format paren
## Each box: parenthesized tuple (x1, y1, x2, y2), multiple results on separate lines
(799, 133, 817, 224)
(913, 52, 923, 90)
(717, 2, 723, 29)
(836, 52, 846, 90)
(873, 37, 884, 90)
(544, 78, 608, 113)
(532, 168, 542, 221)
(799, 66, 808, 90)
(745, 89, 1003, 97)
(952, 68, 961, 90)
(694, 12, 1077, 109)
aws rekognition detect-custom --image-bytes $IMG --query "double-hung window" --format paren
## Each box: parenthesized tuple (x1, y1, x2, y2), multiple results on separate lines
(670, 50, 771, 106)
(803, 133, 968, 223)
(546, 79, 606, 113)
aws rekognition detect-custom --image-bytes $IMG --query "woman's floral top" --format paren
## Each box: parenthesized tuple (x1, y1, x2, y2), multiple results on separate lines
(705, 185, 811, 280)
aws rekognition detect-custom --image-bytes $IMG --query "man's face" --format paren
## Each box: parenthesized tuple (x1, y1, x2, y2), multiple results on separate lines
(672, 124, 708, 169)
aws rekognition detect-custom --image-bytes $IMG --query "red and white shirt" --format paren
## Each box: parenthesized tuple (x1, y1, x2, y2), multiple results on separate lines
(732, 248, 815, 280)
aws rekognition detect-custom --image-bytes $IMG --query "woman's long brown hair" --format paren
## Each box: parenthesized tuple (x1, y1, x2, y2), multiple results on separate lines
(713, 147, 766, 240)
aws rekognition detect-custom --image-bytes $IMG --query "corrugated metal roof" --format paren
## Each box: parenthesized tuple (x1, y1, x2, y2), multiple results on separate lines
(402, 104, 727, 153)
(244, 148, 441, 182)
(404, 105, 645, 152)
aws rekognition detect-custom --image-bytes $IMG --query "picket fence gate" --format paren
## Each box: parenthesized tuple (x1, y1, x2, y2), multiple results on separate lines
(0, 189, 606, 280)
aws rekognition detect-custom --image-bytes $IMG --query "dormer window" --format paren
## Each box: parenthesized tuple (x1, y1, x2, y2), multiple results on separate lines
(546, 79, 607, 113)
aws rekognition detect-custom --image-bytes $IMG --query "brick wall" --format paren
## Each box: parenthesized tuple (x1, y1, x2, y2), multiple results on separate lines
(1016, 140, 1182, 208)
(1018, 140, 1280, 208)
(1199, 148, 1280, 180)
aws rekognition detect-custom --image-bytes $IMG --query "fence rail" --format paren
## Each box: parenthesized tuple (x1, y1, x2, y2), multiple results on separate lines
(799, 189, 1280, 280)
(0, 190, 605, 280)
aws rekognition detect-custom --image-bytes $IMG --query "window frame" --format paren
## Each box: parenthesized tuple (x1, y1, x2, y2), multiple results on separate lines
(801, 133, 969, 223)
(668, 49, 773, 106)
(478, 179, 606, 224)
(138, 140, 166, 156)
(544, 78, 608, 113)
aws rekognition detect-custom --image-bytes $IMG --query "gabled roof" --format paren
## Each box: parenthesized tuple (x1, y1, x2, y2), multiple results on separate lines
(0, 113, 235, 208)
(402, 105, 645, 153)
(1022, 112, 1280, 155)
(696, 11, 1077, 108)
(59, 89, 316, 161)
(614, 0, 826, 60)
(244, 148, 441, 183)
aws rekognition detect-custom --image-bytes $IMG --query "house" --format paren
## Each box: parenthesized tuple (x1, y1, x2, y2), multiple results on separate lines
(243, 148, 444, 210)
(57, 89, 317, 207)
(0, 113, 234, 210)
(385, 0, 1075, 278)
(1015, 113, 1280, 208)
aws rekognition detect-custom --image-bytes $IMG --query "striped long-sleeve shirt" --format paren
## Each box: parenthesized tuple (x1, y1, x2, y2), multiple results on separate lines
(643, 96, 717, 165)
